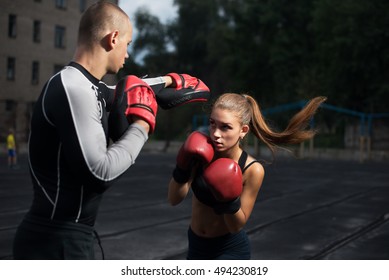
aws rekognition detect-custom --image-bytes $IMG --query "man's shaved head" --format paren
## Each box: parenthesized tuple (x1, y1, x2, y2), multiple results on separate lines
(78, 1, 130, 46)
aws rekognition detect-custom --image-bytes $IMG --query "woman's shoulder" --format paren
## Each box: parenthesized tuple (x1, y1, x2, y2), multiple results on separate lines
(243, 152, 264, 177)
(242, 153, 264, 192)
(243, 151, 262, 167)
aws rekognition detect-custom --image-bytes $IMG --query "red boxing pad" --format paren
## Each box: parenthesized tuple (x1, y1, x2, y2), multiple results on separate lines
(156, 73, 210, 109)
(203, 158, 243, 201)
(120, 75, 158, 133)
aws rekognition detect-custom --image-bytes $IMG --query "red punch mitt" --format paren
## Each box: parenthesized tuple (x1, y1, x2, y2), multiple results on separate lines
(156, 73, 210, 109)
(115, 75, 158, 133)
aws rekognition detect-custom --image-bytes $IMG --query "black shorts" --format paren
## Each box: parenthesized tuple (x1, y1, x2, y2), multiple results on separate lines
(13, 214, 95, 260)
(187, 227, 251, 260)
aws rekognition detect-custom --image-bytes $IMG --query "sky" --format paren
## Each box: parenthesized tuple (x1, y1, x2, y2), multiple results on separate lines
(119, 0, 177, 24)
(118, 0, 178, 61)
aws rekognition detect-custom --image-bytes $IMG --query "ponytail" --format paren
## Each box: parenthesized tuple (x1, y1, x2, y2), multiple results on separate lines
(212, 93, 326, 157)
(247, 95, 326, 155)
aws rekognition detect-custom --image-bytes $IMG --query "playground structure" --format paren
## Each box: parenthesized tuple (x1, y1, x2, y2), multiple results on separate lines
(192, 101, 389, 163)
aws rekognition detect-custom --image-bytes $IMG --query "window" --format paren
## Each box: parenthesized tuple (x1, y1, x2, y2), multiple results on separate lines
(8, 14, 17, 38)
(55, 25, 66, 48)
(33, 20, 41, 43)
(6, 100, 16, 112)
(7, 57, 16, 80)
(79, 0, 87, 13)
(32, 61, 40, 84)
(56, 0, 67, 9)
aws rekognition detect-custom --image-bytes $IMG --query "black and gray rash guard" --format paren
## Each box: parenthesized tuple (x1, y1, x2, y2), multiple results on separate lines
(27, 62, 165, 226)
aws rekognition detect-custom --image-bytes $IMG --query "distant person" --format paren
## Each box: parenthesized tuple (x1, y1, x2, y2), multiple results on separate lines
(168, 93, 326, 259)
(12, 1, 209, 260)
(6, 128, 18, 169)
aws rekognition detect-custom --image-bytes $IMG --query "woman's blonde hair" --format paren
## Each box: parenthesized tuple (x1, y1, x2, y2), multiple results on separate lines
(211, 93, 327, 156)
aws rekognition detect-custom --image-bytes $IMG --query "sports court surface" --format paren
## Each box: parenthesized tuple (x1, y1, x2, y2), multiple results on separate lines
(1, 149, 388, 260)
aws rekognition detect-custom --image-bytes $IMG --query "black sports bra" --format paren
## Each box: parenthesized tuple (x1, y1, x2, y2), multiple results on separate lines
(191, 151, 259, 207)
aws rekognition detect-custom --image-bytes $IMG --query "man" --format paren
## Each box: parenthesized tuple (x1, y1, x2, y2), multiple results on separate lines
(12, 1, 209, 260)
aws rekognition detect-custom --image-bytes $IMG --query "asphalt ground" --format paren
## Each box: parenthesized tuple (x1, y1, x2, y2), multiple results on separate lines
(0, 149, 388, 260)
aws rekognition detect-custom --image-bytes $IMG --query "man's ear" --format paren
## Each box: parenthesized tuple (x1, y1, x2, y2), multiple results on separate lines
(103, 30, 119, 51)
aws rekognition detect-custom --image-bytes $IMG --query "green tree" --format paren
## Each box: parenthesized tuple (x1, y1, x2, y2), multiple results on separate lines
(311, 0, 389, 112)
(123, 0, 389, 141)
(132, 7, 172, 76)
(122, 6, 208, 142)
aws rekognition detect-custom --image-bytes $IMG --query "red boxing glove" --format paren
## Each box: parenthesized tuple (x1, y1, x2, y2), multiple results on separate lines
(203, 158, 243, 201)
(173, 131, 214, 183)
(203, 158, 243, 214)
(115, 75, 157, 133)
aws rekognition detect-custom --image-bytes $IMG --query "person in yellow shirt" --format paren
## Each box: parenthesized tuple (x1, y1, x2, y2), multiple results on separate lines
(7, 128, 17, 168)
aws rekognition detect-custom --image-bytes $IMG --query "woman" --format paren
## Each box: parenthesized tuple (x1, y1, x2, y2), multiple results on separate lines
(168, 93, 326, 259)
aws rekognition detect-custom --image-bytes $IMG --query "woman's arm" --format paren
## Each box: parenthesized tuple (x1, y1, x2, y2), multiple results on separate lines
(223, 162, 265, 232)
(168, 178, 190, 206)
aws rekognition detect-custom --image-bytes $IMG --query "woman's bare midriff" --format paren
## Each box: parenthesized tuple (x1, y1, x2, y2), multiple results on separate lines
(190, 196, 230, 237)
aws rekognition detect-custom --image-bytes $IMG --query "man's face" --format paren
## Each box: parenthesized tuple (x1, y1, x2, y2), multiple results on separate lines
(109, 18, 132, 74)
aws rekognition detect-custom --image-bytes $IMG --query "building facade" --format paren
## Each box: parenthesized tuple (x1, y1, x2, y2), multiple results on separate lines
(0, 0, 118, 150)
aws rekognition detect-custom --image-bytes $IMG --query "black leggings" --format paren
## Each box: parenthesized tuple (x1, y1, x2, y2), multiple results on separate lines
(187, 227, 251, 260)
(13, 214, 95, 260)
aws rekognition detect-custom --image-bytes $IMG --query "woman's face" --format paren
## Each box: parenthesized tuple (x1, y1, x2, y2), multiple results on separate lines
(209, 108, 247, 152)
